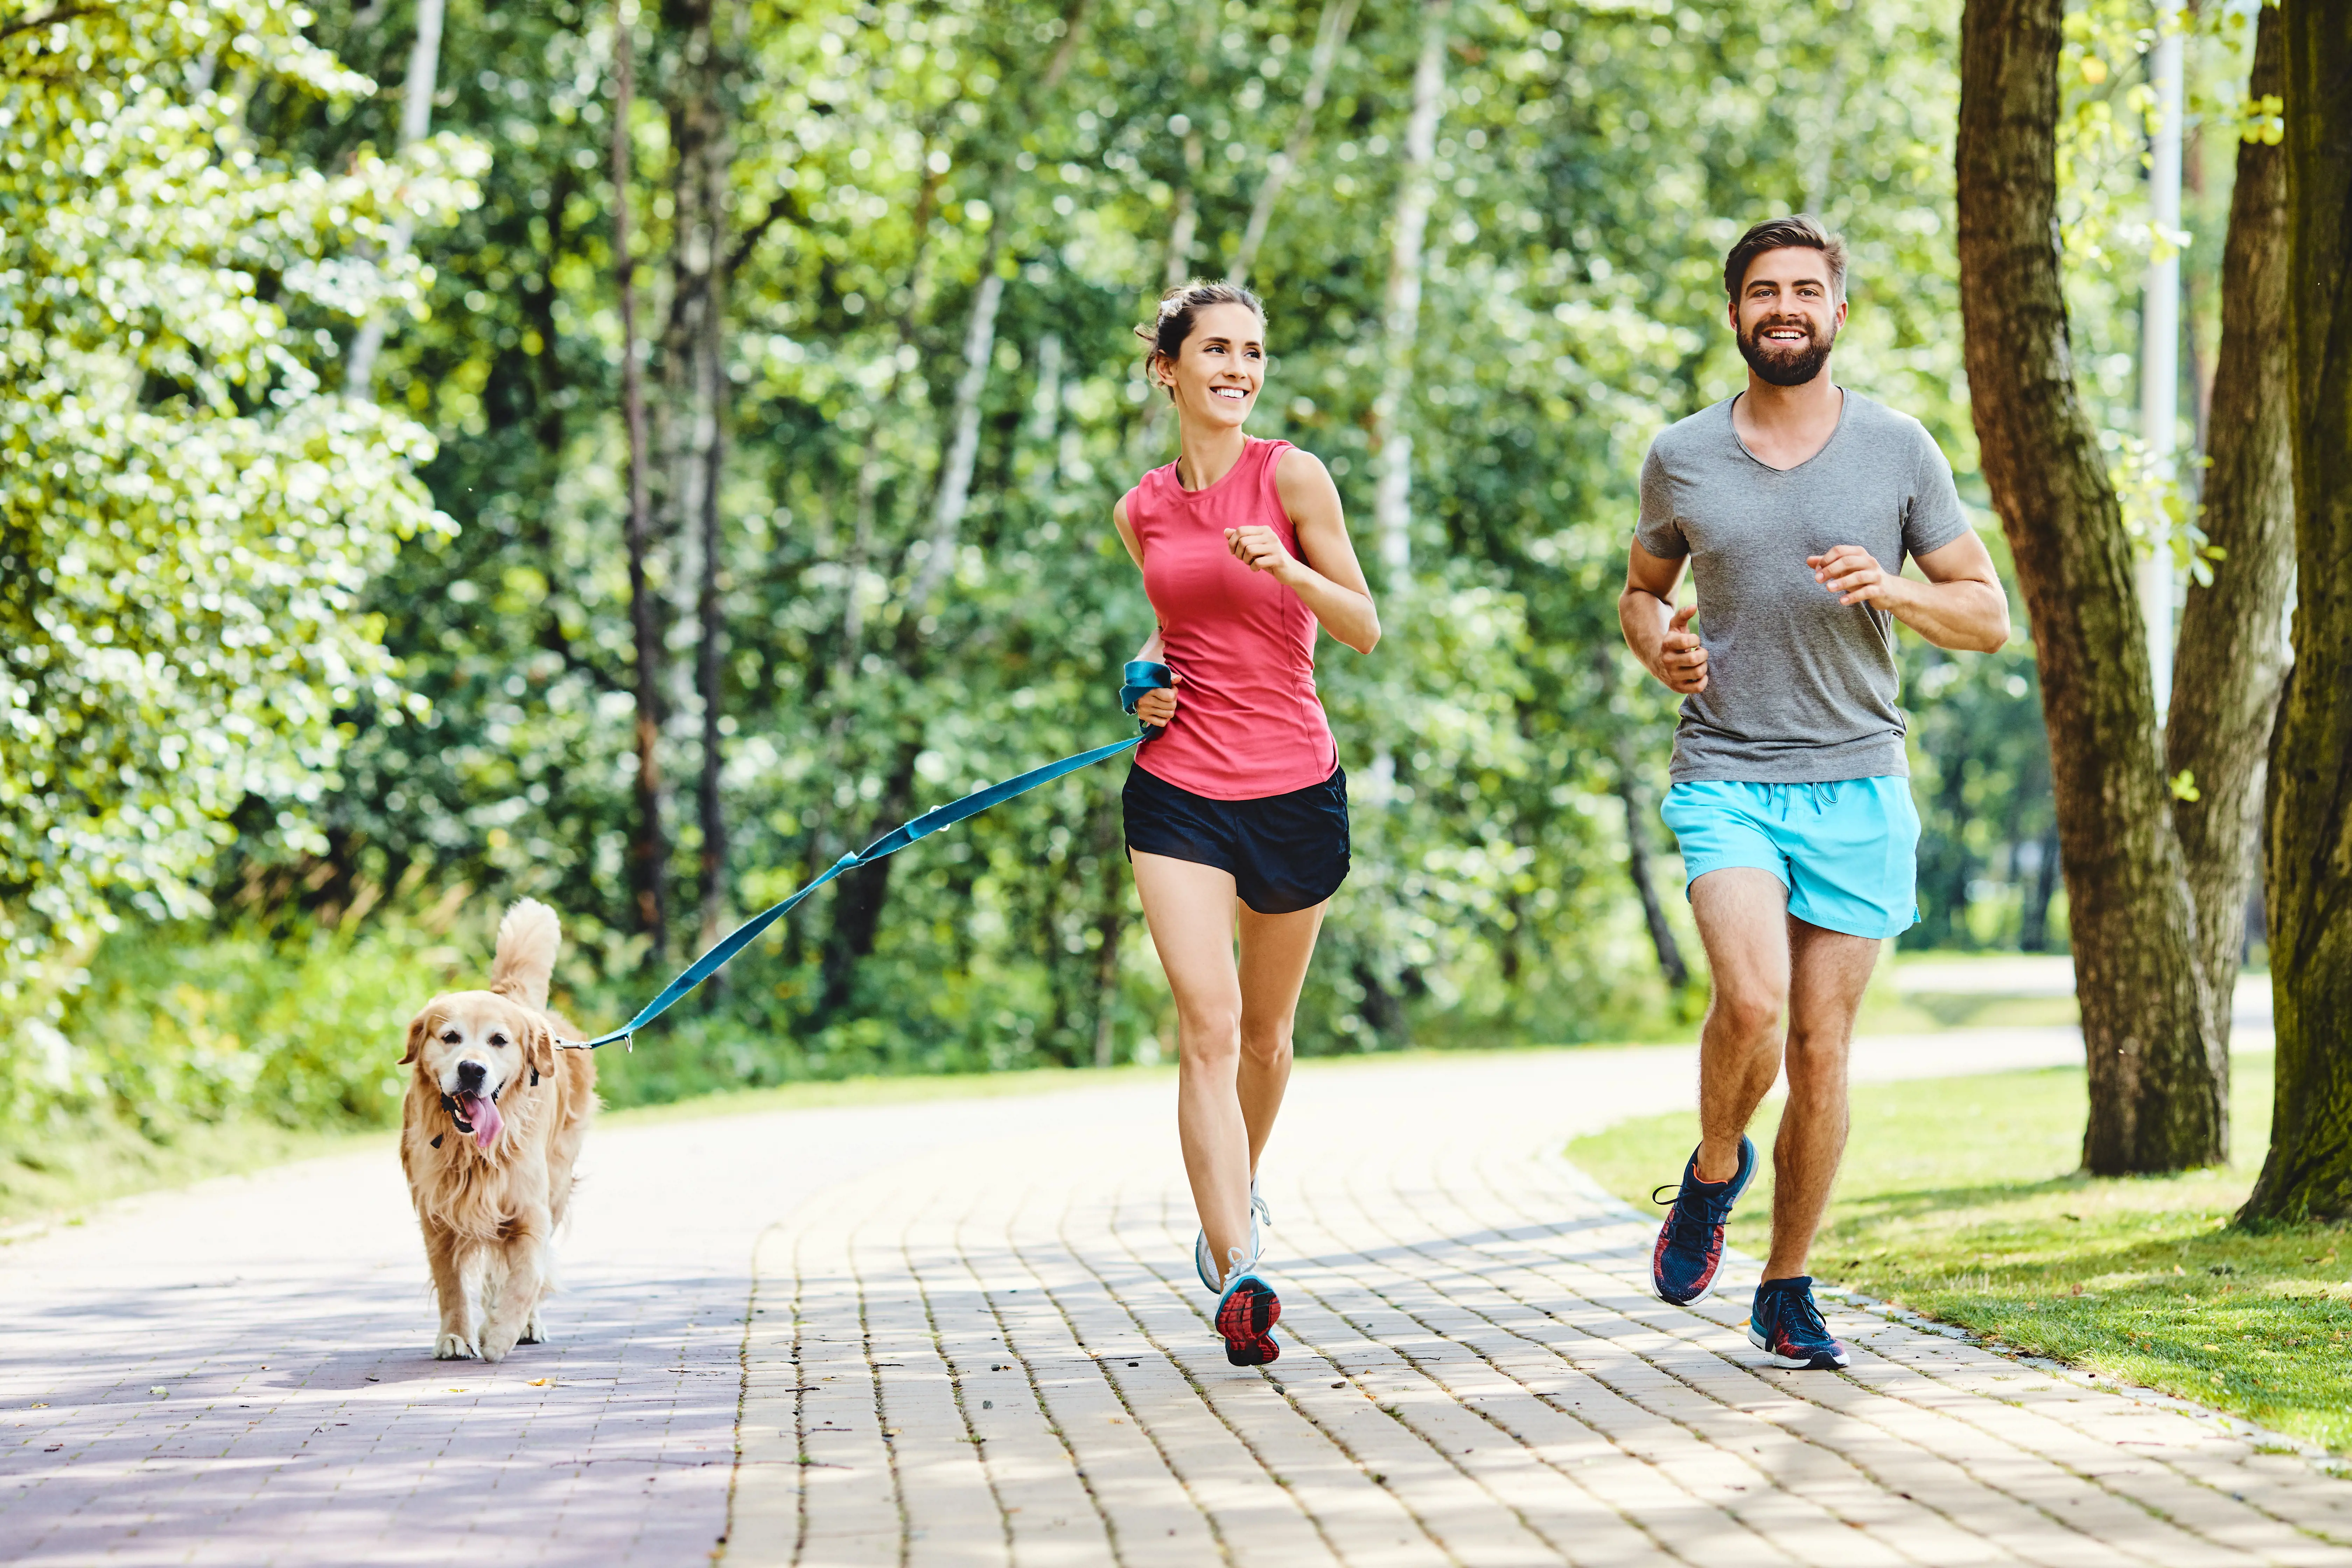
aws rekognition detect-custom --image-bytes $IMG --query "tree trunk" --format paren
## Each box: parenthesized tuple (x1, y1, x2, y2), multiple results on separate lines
(1089, 779, 1125, 1068)
(2021, 821, 2061, 952)
(1956, 0, 2222, 1173)
(2242, 0, 2352, 1225)
(819, 741, 920, 1017)
(1612, 742, 1689, 991)
(2165, 6, 2294, 1073)
(1227, 0, 1360, 288)
(1367, 2, 1450, 586)
(343, 0, 446, 396)
(612, 4, 667, 953)
(657, 0, 736, 958)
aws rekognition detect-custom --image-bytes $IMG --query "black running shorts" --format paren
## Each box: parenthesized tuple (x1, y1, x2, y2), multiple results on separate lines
(1122, 762, 1350, 915)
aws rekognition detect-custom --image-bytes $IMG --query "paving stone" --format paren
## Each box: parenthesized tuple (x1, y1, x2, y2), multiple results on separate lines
(8, 1041, 2349, 1566)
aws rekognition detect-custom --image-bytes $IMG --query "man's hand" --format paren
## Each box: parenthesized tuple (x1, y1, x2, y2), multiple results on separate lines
(1658, 603, 1708, 693)
(1226, 525, 1298, 581)
(1811, 534, 2012, 651)
(1133, 670, 1181, 729)
(1810, 544, 1902, 608)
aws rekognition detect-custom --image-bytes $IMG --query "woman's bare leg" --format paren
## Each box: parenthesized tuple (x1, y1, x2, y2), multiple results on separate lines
(1132, 852, 1329, 1286)
(1235, 898, 1326, 1171)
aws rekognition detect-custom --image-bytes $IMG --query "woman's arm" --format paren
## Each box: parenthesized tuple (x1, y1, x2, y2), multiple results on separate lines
(1113, 495, 1180, 726)
(1226, 449, 1381, 654)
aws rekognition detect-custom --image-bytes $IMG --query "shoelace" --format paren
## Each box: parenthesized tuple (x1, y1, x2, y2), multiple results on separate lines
(1651, 1179, 1736, 1247)
(1220, 1244, 1260, 1298)
(1766, 1285, 1832, 1344)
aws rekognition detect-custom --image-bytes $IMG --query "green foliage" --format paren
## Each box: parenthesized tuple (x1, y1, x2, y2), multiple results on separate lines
(0, 0, 483, 1111)
(1573, 1055, 2352, 1456)
(7, 0, 2260, 1139)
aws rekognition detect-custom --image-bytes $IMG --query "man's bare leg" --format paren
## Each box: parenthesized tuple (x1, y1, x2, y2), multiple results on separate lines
(1764, 919, 1879, 1279)
(1690, 869, 1793, 1184)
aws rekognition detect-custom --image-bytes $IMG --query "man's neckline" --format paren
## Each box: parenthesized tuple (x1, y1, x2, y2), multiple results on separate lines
(1727, 386, 1848, 473)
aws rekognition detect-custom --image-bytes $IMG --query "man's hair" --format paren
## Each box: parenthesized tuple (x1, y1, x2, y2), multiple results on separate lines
(1723, 215, 1848, 303)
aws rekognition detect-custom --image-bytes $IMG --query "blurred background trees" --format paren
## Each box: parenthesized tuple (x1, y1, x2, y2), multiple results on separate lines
(0, 0, 2278, 1134)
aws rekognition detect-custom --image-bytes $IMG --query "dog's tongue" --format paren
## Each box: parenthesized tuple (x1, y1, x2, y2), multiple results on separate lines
(458, 1092, 502, 1149)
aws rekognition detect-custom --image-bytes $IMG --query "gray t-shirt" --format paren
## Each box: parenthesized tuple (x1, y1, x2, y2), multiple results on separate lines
(1635, 390, 1970, 783)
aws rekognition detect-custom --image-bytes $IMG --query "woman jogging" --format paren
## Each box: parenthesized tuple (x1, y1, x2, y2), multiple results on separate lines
(1113, 281, 1380, 1368)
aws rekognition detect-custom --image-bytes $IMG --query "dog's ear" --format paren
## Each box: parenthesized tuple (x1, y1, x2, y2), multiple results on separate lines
(526, 1016, 556, 1081)
(401, 1011, 431, 1066)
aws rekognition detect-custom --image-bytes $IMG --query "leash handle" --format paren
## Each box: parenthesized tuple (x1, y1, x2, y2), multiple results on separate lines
(1119, 659, 1171, 722)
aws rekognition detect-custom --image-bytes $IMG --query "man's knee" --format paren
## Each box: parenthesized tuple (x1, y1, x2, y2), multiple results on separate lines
(1783, 1033, 1851, 1100)
(1711, 982, 1784, 1042)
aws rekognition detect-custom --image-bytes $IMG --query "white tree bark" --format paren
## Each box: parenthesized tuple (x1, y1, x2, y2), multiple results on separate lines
(904, 5, 1093, 613)
(1227, 0, 1361, 288)
(906, 265, 1006, 609)
(344, 0, 446, 398)
(1368, 2, 1450, 582)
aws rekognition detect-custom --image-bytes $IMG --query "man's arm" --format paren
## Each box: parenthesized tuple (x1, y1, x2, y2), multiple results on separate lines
(1808, 531, 2010, 653)
(1619, 540, 1709, 694)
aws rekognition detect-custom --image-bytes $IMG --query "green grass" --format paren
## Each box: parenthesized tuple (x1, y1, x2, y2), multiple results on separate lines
(1569, 1053, 2352, 1453)
(0, 1117, 385, 1236)
(1, 1037, 1683, 1229)
(0, 1062, 1192, 1233)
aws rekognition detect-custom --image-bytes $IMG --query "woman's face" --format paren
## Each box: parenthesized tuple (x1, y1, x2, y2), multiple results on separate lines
(1155, 302, 1265, 430)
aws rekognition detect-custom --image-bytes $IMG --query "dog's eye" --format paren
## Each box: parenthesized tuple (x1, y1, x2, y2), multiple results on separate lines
(441, 1031, 460, 1044)
(489, 1034, 507, 1048)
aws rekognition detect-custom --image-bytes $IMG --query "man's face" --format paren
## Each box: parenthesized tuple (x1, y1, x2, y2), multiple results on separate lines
(1730, 246, 1846, 387)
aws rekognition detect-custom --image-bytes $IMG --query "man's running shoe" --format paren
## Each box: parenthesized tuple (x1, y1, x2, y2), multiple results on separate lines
(1195, 1180, 1272, 1293)
(1649, 1134, 1756, 1305)
(1213, 1251, 1281, 1367)
(1746, 1276, 1850, 1370)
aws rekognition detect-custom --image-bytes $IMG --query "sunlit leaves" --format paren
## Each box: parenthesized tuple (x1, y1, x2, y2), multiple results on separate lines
(0, 0, 477, 1103)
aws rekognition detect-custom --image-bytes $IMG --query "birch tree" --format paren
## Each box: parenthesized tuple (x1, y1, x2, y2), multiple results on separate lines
(1368, 3, 1450, 586)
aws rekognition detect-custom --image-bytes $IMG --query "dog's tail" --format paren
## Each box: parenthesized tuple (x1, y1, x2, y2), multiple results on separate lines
(491, 899, 562, 1010)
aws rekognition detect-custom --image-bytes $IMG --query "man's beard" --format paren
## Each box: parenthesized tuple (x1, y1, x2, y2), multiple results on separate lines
(1737, 315, 1836, 387)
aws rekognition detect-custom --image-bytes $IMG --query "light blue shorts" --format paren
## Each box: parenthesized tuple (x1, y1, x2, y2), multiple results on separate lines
(1660, 778, 1920, 940)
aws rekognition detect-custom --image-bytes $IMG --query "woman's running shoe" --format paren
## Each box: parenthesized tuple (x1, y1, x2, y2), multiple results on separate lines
(1746, 1276, 1850, 1370)
(1195, 1180, 1272, 1292)
(1213, 1249, 1281, 1367)
(1649, 1134, 1756, 1304)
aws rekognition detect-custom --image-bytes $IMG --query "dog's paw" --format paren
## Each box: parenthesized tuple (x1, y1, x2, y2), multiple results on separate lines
(477, 1324, 519, 1364)
(519, 1308, 549, 1345)
(434, 1332, 477, 1360)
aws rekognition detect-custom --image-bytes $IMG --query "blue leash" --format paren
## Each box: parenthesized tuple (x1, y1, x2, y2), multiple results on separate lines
(557, 661, 1171, 1050)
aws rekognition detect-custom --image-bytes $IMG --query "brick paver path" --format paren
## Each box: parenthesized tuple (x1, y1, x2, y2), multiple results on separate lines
(8, 1033, 2347, 1565)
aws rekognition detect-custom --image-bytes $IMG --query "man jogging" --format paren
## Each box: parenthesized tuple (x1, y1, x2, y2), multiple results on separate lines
(1618, 215, 2009, 1370)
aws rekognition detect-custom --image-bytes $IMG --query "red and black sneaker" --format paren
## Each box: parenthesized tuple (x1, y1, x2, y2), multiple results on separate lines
(1214, 1272, 1281, 1367)
(1746, 1276, 1851, 1370)
(1649, 1135, 1756, 1305)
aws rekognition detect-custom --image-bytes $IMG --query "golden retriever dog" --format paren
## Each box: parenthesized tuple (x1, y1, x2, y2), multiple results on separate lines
(399, 898, 597, 1362)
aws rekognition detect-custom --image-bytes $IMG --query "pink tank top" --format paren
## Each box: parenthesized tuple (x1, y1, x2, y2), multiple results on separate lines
(1122, 437, 1338, 800)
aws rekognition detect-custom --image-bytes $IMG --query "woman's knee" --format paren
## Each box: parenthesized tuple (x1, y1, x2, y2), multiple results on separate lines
(1238, 1019, 1293, 1070)
(1176, 1003, 1243, 1063)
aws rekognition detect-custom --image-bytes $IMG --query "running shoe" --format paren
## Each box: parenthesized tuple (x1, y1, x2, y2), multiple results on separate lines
(1195, 1180, 1272, 1293)
(1213, 1248, 1281, 1367)
(1649, 1134, 1756, 1305)
(1746, 1276, 1851, 1370)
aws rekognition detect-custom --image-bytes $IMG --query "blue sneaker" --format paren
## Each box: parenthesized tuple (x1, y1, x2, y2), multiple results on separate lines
(1747, 1276, 1850, 1370)
(1649, 1135, 1756, 1304)
(1195, 1180, 1270, 1293)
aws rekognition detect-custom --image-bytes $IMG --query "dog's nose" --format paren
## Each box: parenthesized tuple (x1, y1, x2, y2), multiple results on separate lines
(456, 1060, 487, 1092)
